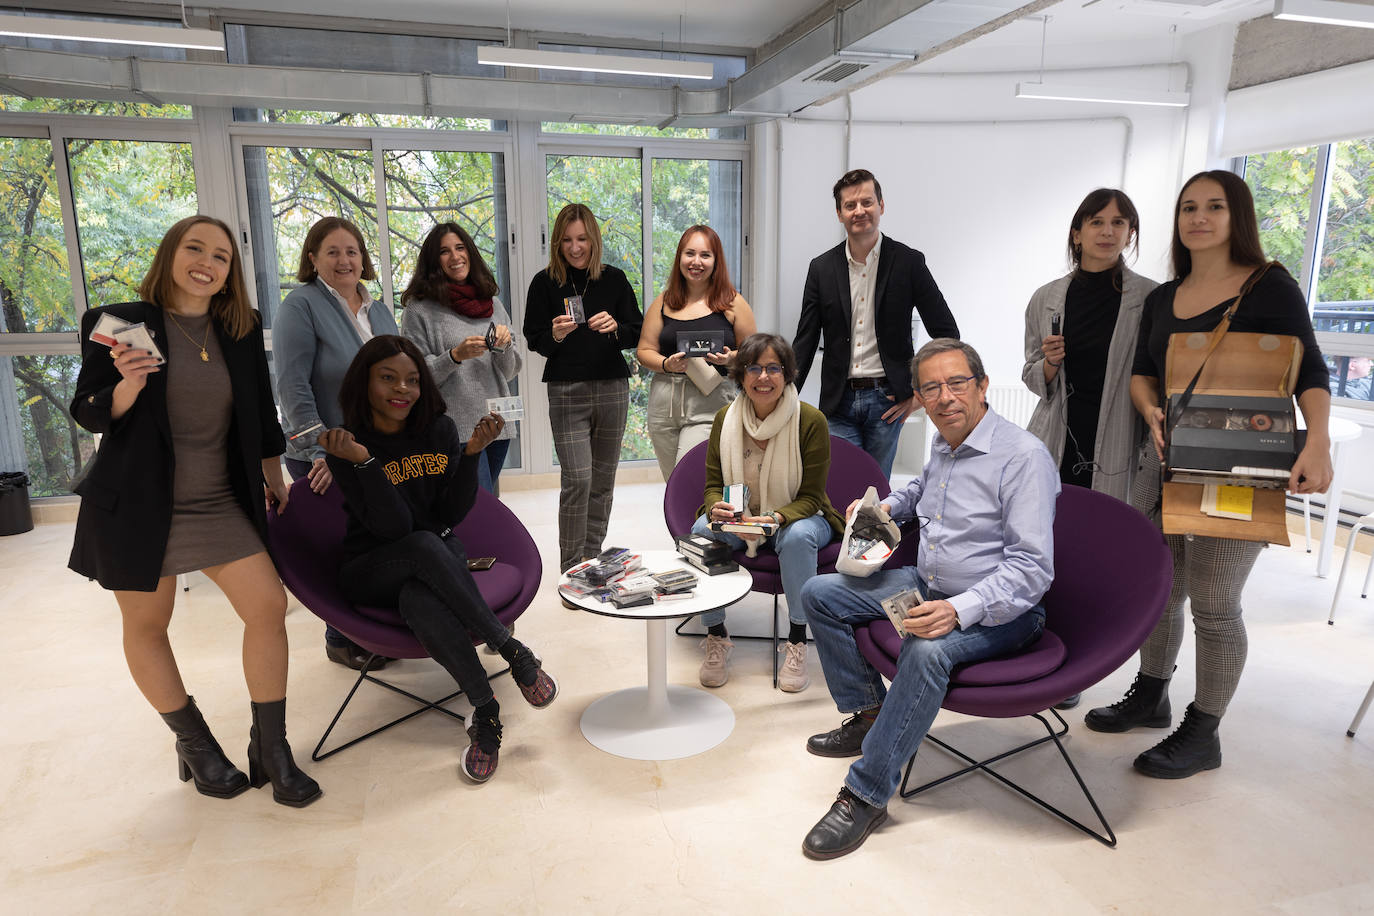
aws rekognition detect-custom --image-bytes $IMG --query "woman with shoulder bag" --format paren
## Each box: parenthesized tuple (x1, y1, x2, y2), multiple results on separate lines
(1084, 171, 1332, 778)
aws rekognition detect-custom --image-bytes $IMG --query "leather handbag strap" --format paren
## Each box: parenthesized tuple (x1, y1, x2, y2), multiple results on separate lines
(1167, 261, 1277, 430)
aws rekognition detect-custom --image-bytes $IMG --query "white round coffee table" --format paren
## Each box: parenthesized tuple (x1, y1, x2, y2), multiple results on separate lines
(562, 549, 752, 760)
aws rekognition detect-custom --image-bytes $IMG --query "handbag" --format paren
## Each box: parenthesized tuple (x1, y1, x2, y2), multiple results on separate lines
(1160, 262, 1303, 545)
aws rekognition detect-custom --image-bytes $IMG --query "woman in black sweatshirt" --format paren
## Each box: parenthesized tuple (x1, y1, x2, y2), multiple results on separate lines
(522, 203, 643, 578)
(321, 335, 557, 783)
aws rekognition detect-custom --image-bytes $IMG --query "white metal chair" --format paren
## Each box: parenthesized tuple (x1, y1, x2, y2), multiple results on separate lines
(1327, 511, 1373, 625)
(1348, 679, 1374, 738)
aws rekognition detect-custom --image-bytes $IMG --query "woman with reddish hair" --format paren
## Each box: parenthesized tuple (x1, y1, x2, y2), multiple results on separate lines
(636, 225, 756, 481)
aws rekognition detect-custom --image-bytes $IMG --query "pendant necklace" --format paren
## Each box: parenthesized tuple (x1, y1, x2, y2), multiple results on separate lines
(167, 311, 212, 362)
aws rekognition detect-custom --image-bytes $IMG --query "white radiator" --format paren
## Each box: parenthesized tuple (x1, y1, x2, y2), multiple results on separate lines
(987, 384, 1040, 430)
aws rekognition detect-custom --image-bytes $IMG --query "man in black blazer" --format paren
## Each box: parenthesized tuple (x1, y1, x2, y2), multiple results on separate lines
(793, 169, 959, 477)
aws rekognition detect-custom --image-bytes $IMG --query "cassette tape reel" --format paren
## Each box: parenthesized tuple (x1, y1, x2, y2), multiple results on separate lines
(1175, 405, 1293, 433)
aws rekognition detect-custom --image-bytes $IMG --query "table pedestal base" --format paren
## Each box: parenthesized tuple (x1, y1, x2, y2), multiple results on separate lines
(580, 686, 734, 760)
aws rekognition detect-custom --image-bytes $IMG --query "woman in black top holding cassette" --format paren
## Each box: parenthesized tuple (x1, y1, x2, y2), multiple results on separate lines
(322, 335, 557, 784)
(1086, 170, 1331, 778)
(522, 203, 643, 579)
(637, 225, 757, 482)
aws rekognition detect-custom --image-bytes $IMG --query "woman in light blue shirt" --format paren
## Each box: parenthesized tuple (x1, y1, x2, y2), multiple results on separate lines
(274, 216, 398, 671)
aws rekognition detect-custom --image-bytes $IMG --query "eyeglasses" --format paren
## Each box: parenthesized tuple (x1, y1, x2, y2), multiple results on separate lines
(745, 364, 785, 378)
(917, 375, 979, 401)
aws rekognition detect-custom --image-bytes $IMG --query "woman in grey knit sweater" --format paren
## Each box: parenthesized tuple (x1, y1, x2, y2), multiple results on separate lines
(400, 222, 522, 493)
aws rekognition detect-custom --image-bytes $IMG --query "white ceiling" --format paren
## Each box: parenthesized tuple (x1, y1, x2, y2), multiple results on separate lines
(154, 0, 826, 50)
(128, 0, 1283, 71)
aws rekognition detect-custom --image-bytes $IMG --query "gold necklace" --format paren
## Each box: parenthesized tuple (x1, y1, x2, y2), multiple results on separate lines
(167, 311, 212, 362)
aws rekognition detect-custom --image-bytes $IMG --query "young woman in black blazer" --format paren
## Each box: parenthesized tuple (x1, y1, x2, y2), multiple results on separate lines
(69, 215, 320, 807)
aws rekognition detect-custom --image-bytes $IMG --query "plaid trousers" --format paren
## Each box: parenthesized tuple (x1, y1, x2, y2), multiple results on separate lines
(549, 378, 629, 571)
(1131, 445, 1265, 717)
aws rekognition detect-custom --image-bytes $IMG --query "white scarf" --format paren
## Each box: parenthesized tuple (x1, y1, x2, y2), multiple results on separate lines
(719, 384, 802, 515)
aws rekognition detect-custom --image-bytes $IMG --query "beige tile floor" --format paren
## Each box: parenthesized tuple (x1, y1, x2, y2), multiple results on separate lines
(2, 482, 1372, 914)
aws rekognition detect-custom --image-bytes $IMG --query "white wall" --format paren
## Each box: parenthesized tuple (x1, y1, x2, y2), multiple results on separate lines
(767, 69, 1189, 394)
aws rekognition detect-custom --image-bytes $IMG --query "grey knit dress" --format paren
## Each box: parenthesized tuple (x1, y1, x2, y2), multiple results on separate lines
(159, 311, 263, 576)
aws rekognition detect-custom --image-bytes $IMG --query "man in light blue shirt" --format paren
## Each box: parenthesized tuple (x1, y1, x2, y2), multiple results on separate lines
(799, 338, 1060, 859)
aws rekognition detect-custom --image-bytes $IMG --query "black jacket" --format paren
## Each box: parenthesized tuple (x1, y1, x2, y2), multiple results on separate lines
(68, 301, 285, 591)
(793, 236, 959, 415)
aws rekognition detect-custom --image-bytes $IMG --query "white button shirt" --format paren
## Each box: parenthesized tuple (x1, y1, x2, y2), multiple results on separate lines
(847, 235, 884, 379)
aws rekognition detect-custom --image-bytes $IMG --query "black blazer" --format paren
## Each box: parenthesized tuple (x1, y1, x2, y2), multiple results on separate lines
(68, 301, 286, 592)
(793, 235, 959, 415)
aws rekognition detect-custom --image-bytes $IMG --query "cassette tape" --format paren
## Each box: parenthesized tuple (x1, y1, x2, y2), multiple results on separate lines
(1174, 405, 1294, 434)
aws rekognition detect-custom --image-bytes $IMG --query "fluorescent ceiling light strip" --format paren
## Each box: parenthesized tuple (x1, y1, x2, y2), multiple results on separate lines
(477, 46, 713, 80)
(0, 14, 225, 50)
(1015, 81, 1190, 108)
(1274, 0, 1374, 28)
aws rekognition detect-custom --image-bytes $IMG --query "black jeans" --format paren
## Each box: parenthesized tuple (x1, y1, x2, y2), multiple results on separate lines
(338, 531, 510, 707)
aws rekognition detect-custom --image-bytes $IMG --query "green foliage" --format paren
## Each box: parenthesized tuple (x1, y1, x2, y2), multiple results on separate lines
(69, 139, 197, 307)
(1246, 140, 1374, 307)
(1317, 138, 1374, 304)
(0, 137, 72, 333)
(0, 96, 190, 117)
(263, 110, 490, 131)
(1245, 147, 1316, 281)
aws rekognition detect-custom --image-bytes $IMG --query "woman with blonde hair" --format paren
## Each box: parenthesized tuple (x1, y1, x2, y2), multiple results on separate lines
(522, 204, 642, 582)
(70, 215, 320, 807)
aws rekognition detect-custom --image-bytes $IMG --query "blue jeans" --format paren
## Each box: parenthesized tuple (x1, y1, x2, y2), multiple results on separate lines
(476, 439, 512, 495)
(691, 513, 835, 628)
(801, 567, 1045, 808)
(826, 385, 903, 479)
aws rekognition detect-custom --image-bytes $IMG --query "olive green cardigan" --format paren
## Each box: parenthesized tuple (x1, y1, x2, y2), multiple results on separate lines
(698, 400, 845, 538)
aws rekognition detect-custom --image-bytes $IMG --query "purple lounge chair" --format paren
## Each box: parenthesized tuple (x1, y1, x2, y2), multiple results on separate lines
(267, 476, 540, 760)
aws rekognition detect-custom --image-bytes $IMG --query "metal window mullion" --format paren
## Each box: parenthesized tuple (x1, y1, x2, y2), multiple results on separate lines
(641, 153, 653, 306)
(48, 127, 91, 327)
(1301, 144, 1334, 309)
(371, 137, 395, 307)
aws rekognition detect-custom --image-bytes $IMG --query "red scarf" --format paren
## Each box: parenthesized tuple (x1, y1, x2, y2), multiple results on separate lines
(446, 281, 493, 319)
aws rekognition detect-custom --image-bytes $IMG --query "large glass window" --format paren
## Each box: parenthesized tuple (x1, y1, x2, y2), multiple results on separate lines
(240, 144, 378, 327)
(651, 158, 743, 296)
(5, 354, 95, 497)
(68, 139, 197, 308)
(383, 148, 517, 468)
(1244, 137, 1374, 405)
(1, 136, 73, 334)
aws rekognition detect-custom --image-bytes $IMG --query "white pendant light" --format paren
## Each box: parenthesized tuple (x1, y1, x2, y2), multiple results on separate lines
(0, 8, 224, 52)
(1274, 0, 1374, 29)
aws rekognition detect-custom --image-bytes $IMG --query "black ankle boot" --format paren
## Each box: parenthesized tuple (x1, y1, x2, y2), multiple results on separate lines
(1133, 703, 1222, 779)
(1084, 671, 1172, 733)
(160, 695, 249, 799)
(247, 699, 322, 807)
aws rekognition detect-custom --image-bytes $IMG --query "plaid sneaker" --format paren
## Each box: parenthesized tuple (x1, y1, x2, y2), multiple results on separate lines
(510, 647, 559, 710)
(460, 716, 503, 783)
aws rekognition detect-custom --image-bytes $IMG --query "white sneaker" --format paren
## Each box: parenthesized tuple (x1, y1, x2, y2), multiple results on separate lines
(699, 634, 733, 688)
(778, 641, 810, 693)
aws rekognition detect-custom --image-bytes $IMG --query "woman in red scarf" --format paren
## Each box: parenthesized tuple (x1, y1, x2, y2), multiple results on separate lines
(400, 222, 523, 493)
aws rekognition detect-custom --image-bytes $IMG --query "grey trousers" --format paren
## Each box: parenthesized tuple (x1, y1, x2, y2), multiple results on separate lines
(1131, 444, 1265, 717)
(549, 378, 629, 572)
(646, 371, 735, 482)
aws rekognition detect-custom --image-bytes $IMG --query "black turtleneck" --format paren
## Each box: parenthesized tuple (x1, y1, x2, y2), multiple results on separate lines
(522, 264, 643, 383)
(1060, 267, 1122, 487)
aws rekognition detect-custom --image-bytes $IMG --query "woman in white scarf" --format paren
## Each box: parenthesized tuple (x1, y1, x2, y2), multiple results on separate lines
(690, 334, 844, 693)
